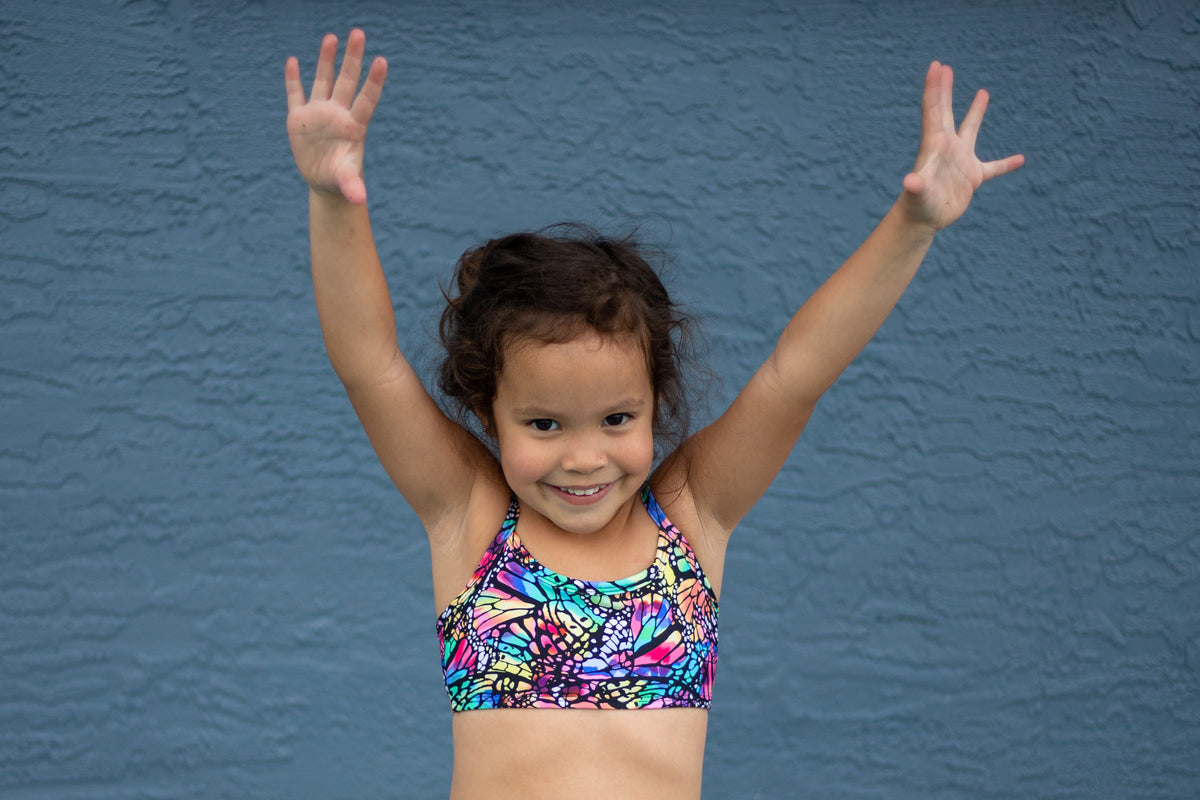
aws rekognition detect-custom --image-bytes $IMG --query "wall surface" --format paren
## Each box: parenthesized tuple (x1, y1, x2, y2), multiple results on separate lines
(2, 0, 1198, 798)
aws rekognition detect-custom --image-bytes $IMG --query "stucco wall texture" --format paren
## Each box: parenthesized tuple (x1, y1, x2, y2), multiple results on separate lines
(2, 0, 1198, 797)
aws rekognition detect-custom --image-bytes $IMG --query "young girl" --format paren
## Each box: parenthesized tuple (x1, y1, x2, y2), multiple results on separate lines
(284, 29, 1023, 800)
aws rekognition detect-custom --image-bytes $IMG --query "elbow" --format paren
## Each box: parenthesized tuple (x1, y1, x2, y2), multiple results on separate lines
(329, 343, 410, 392)
(761, 350, 825, 413)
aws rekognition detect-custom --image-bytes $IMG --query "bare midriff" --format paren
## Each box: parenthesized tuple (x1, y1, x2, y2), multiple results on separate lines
(448, 707, 708, 800)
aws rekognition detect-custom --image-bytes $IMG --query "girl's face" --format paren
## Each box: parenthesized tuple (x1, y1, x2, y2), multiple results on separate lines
(490, 330, 656, 536)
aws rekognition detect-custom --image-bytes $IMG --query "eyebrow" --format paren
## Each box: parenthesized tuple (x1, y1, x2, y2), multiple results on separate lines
(511, 396, 649, 418)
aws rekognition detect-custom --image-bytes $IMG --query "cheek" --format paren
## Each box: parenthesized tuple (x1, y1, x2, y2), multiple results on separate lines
(498, 441, 548, 482)
(622, 430, 656, 473)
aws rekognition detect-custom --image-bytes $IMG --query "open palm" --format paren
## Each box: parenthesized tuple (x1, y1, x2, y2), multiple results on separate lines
(285, 30, 387, 205)
(900, 61, 1024, 231)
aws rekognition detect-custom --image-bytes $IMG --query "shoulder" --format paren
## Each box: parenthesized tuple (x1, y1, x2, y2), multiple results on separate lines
(649, 457, 729, 598)
(428, 466, 515, 612)
(430, 463, 510, 551)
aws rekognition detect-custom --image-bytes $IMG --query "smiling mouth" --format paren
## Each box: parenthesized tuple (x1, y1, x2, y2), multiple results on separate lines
(557, 484, 607, 497)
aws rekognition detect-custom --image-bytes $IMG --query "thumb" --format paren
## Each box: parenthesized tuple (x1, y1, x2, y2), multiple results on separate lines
(336, 166, 367, 205)
(902, 171, 926, 197)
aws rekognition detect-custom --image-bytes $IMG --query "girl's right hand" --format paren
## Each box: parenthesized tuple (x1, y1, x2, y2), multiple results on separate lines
(285, 29, 387, 205)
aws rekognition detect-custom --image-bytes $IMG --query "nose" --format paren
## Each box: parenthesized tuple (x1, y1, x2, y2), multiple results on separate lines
(561, 433, 607, 474)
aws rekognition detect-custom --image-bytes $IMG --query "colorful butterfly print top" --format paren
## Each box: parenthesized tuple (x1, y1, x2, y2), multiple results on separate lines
(436, 486, 719, 710)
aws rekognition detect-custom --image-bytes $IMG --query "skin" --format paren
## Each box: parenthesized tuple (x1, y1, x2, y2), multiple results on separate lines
(489, 333, 656, 564)
(285, 29, 1023, 800)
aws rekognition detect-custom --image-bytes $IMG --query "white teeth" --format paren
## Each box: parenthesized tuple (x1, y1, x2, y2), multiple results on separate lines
(560, 485, 603, 497)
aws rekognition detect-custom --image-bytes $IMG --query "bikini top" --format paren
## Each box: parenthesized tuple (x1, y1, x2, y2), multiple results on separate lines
(436, 485, 719, 710)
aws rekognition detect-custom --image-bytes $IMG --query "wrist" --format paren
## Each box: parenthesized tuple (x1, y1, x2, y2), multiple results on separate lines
(308, 186, 356, 211)
(888, 197, 940, 244)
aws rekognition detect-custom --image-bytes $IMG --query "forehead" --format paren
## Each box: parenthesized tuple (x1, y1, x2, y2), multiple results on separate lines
(495, 331, 652, 411)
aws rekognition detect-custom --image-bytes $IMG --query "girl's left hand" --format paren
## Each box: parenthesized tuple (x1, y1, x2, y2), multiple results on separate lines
(900, 61, 1024, 231)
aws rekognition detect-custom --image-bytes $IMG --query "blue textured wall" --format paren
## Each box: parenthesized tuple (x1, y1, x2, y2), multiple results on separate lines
(2, 1, 1197, 797)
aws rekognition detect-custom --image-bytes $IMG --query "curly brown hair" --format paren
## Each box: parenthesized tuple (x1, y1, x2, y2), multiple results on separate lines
(438, 224, 696, 449)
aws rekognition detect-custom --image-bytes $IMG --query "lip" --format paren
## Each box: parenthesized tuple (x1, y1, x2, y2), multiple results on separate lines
(548, 481, 614, 506)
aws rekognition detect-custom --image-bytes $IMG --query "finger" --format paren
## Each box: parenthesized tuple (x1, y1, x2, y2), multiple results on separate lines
(284, 56, 306, 111)
(940, 63, 955, 132)
(920, 61, 942, 143)
(332, 28, 365, 106)
(311, 33, 338, 100)
(351, 56, 388, 125)
(980, 152, 1026, 182)
(958, 89, 989, 149)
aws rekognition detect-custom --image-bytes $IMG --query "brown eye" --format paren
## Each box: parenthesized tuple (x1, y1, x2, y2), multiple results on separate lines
(530, 419, 559, 432)
(603, 414, 631, 427)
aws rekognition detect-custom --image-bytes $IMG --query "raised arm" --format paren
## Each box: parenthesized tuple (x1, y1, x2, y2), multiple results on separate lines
(675, 61, 1024, 535)
(285, 31, 493, 527)
(285, 31, 394, 382)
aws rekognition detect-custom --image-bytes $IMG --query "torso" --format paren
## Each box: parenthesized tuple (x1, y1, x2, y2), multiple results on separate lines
(449, 707, 708, 800)
(429, 469, 727, 800)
